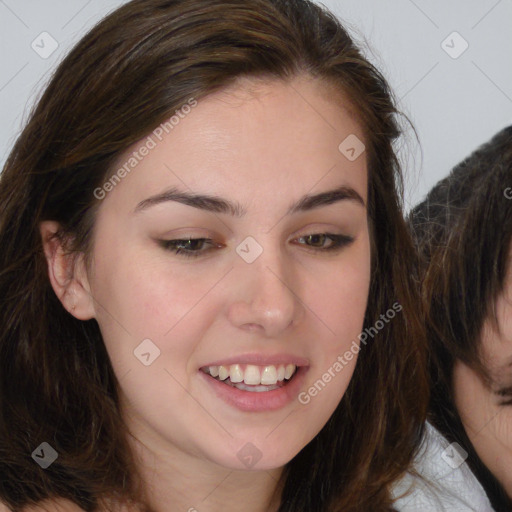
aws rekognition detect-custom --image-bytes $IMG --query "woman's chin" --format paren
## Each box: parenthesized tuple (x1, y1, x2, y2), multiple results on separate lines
(205, 446, 297, 472)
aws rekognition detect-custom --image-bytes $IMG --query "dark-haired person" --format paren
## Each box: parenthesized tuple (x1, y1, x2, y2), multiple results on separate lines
(401, 126, 512, 511)
(0, 1, 431, 511)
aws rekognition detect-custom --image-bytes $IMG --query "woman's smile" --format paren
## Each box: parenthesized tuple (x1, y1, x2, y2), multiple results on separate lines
(199, 362, 309, 412)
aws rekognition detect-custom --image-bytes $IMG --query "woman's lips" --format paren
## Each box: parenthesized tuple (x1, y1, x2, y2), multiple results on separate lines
(202, 354, 310, 368)
(198, 364, 308, 412)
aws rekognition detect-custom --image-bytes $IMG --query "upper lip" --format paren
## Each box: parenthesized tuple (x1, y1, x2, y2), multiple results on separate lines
(200, 353, 310, 368)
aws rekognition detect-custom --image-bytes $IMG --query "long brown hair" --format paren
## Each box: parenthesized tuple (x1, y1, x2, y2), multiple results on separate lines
(409, 126, 512, 511)
(0, 0, 428, 510)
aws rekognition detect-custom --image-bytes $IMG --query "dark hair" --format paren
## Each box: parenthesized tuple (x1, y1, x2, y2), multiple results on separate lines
(409, 126, 512, 511)
(0, 0, 428, 510)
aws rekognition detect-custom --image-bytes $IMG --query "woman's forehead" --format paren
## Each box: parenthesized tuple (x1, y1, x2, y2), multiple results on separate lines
(98, 77, 368, 216)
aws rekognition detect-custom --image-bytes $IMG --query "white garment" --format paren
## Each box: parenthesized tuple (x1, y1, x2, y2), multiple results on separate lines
(391, 422, 495, 511)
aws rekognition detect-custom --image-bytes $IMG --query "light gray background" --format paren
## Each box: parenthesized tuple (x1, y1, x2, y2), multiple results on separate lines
(1, 0, 511, 208)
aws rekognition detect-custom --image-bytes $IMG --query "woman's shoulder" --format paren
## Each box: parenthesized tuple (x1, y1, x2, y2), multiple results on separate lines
(391, 422, 495, 512)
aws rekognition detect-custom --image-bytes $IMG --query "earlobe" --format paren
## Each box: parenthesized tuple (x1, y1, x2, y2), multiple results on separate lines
(39, 220, 96, 320)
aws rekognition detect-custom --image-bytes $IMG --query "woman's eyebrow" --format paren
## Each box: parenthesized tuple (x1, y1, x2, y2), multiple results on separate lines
(133, 185, 365, 216)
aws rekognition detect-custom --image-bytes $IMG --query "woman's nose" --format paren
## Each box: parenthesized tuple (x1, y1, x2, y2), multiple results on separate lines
(226, 239, 305, 338)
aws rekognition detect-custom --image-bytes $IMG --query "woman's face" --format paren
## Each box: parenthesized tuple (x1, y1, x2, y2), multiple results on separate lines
(73, 76, 371, 471)
(453, 258, 512, 495)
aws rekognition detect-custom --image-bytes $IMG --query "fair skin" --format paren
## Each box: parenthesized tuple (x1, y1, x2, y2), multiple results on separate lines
(38, 75, 371, 512)
(453, 254, 512, 497)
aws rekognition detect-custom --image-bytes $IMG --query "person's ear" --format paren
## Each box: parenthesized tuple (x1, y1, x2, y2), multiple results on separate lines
(39, 220, 96, 320)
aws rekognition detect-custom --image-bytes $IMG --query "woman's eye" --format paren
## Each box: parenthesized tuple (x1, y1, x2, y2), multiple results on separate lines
(158, 233, 354, 259)
(159, 238, 218, 258)
(296, 233, 354, 252)
(495, 386, 512, 406)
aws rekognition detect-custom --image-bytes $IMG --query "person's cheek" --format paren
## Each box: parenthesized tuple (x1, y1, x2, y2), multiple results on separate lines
(454, 362, 491, 434)
(299, 241, 370, 412)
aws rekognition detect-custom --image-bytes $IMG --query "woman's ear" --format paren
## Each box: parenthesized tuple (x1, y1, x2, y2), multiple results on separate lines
(39, 220, 96, 320)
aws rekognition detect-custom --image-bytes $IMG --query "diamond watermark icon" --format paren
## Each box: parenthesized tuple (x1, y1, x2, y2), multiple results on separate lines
(134, 338, 161, 366)
(32, 442, 58, 469)
(31, 32, 59, 59)
(441, 442, 468, 469)
(237, 442, 263, 468)
(338, 134, 365, 162)
(236, 236, 263, 264)
(441, 31, 469, 59)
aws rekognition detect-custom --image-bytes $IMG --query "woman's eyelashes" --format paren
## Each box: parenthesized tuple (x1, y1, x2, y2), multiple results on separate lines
(158, 237, 222, 258)
(494, 386, 512, 406)
(157, 233, 355, 259)
(295, 233, 355, 253)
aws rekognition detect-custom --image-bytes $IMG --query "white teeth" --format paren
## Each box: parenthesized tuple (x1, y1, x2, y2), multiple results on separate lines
(285, 364, 295, 380)
(244, 365, 261, 385)
(218, 365, 229, 381)
(205, 363, 297, 386)
(231, 382, 280, 392)
(260, 365, 278, 385)
(229, 364, 243, 383)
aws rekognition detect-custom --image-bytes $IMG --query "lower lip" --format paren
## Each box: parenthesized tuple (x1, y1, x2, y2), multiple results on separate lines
(199, 366, 308, 412)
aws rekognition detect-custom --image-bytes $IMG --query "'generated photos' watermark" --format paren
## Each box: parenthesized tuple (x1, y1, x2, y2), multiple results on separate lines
(94, 98, 198, 200)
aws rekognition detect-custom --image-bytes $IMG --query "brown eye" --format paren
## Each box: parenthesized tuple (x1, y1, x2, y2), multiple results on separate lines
(159, 238, 219, 258)
(296, 233, 354, 252)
